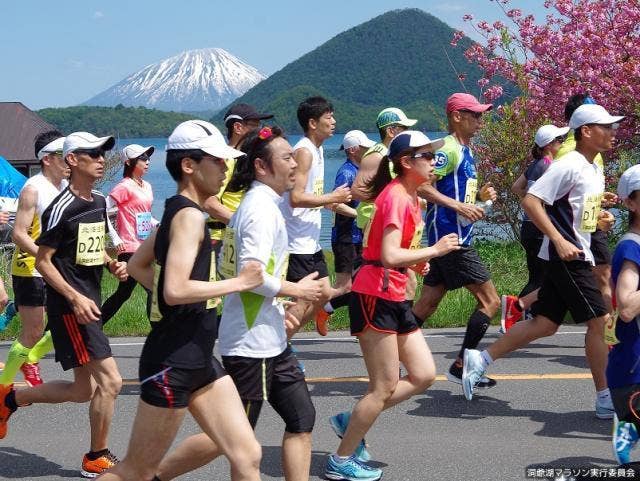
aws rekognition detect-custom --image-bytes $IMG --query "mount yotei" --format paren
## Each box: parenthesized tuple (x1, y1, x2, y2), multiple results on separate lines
(83, 48, 265, 112)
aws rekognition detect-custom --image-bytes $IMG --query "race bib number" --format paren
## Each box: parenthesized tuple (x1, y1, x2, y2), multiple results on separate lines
(464, 178, 478, 205)
(150, 262, 162, 322)
(219, 228, 237, 279)
(580, 193, 603, 232)
(410, 223, 424, 249)
(313, 178, 324, 197)
(76, 221, 105, 266)
(604, 313, 620, 346)
(136, 212, 153, 240)
(362, 206, 377, 249)
(206, 252, 221, 309)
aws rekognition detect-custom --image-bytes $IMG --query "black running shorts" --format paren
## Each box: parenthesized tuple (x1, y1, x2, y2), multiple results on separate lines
(331, 242, 363, 274)
(349, 292, 420, 336)
(286, 250, 329, 282)
(422, 247, 490, 290)
(12, 275, 46, 308)
(47, 312, 112, 371)
(611, 384, 640, 428)
(590, 229, 612, 266)
(139, 358, 227, 409)
(531, 260, 608, 325)
(222, 346, 314, 433)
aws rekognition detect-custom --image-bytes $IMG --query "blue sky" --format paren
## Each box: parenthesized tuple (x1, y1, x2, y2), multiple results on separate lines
(1, 0, 548, 110)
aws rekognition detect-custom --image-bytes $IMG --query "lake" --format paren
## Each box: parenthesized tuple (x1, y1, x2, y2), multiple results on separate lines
(102, 132, 446, 248)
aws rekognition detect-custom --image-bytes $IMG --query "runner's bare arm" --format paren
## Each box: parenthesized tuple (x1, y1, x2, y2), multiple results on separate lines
(352, 152, 382, 201)
(380, 227, 460, 268)
(417, 183, 484, 221)
(289, 148, 351, 208)
(203, 195, 233, 224)
(327, 203, 357, 218)
(11, 185, 39, 257)
(511, 174, 528, 198)
(616, 260, 640, 322)
(163, 207, 262, 305)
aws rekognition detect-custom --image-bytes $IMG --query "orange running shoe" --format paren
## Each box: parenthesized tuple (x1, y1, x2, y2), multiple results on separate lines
(315, 309, 330, 336)
(81, 450, 119, 478)
(0, 383, 16, 439)
(20, 362, 43, 387)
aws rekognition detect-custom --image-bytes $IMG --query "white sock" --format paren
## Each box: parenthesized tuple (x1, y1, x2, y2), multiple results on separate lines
(332, 454, 350, 462)
(323, 302, 334, 314)
(480, 350, 493, 366)
(597, 388, 611, 402)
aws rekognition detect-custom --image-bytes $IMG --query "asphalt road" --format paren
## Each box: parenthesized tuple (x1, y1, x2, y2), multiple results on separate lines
(0, 327, 630, 481)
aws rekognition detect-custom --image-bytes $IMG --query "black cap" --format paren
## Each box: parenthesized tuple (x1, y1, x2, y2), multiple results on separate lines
(224, 103, 274, 127)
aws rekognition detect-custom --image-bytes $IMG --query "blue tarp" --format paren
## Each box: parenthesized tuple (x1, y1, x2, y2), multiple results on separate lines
(0, 155, 27, 198)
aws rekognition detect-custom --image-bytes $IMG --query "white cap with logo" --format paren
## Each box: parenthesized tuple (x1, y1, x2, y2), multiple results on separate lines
(63, 132, 115, 158)
(167, 120, 245, 159)
(568, 104, 625, 130)
(534, 125, 570, 148)
(340, 130, 376, 150)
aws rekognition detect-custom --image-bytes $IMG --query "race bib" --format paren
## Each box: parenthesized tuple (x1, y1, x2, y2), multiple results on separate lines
(410, 222, 424, 249)
(76, 221, 105, 266)
(313, 178, 324, 197)
(206, 252, 220, 309)
(136, 212, 153, 240)
(604, 313, 620, 346)
(362, 205, 377, 248)
(219, 227, 237, 279)
(464, 179, 478, 205)
(150, 262, 162, 322)
(580, 193, 603, 232)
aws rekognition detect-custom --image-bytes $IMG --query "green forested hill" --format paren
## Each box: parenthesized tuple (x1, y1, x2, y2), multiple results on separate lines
(216, 8, 485, 133)
(38, 105, 202, 137)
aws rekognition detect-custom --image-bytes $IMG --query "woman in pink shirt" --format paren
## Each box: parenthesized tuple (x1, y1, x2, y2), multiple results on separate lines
(102, 144, 155, 325)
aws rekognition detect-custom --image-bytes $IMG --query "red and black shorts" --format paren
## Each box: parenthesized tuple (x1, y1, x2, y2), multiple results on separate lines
(47, 312, 112, 371)
(349, 292, 420, 336)
(139, 358, 227, 409)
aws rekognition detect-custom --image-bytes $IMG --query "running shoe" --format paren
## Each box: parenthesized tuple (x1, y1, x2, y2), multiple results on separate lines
(596, 396, 615, 420)
(329, 411, 371, 461)
(0, 301, 16, 331)
(315, 309, 330, 336)
(20, 362, 43, 387)
(325, 454, 382, 481)
(500, 295, 522, 333)
(81, 450, 119, 478)
(0, 383, 16, 439)
(446, 362, 496, 389)
(613, 416, 639, 464)
(462, 349, 487, 401)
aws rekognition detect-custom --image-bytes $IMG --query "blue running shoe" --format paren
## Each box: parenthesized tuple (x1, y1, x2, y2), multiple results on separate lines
(462, 349, 487, 401)
(329, 411, 371, 462)
(613, 417, 639, 464)
(0, 301, 16, 331)
(325, 454, 382, 481)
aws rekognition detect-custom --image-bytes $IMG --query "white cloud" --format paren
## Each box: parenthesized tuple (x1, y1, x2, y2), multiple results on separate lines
(93, 11, 104, 19)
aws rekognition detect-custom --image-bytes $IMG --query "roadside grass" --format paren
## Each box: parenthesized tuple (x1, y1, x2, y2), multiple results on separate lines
(0, 240, 528, 339)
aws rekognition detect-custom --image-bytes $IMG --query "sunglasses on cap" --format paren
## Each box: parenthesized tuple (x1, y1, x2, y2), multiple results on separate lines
(74, 148, 106, 159)
(412, 151, 435, 160)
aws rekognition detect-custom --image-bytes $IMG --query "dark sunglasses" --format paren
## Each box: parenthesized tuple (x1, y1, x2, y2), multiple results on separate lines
(459, 109, 483, 119)
(74, 148, 105, 159)
(554, 135, 567, 143)
(136, 154, 150, 161)
(412, 151, 435, 160)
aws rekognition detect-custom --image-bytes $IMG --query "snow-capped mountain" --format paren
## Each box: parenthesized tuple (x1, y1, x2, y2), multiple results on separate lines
(83, 48, 265, 112)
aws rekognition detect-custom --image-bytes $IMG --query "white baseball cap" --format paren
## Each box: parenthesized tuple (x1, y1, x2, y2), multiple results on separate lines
(340, 130, 376, 150)
(63, 132, 115, 158)
(167, 120, 244, 159)
(568, 104, 625, 130)
(37, 136, 66, 160)
(122, 144, 155, 163)
(534, 125, 570, 148)
(618, 165, 640, 200)
(388, 131, 445, 159)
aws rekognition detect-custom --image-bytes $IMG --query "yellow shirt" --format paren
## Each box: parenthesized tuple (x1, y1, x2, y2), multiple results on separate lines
(556, 131, 604, 169)
(209, 157, 246, 241)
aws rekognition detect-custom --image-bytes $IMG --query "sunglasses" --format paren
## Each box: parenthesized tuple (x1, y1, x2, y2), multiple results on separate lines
(74, 149, 105, 159)
(136, 154, 150, 161)
(412, 151, 435, 160)
(458, 109, 483, 119)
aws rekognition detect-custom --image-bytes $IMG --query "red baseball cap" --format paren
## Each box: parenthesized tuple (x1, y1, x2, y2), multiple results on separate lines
(446, 93, 493, 114)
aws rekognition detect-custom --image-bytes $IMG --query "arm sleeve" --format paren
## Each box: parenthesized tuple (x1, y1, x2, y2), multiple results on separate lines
(527, 162, 575, 205)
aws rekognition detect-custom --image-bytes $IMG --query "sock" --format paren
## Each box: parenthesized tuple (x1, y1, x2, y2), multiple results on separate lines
(323, 302, 335, 314)
(0, 341, 31, 385)
(329, 293, 351, 311)
(332, 454, 350, 462)
(481, 350, 494, 366)
(86, 448, 109, 460)
(27, 331, 53, 363)
(457, 310, 491, 359)
(597, 388, 611, 402)
(5, 389, 17, 412)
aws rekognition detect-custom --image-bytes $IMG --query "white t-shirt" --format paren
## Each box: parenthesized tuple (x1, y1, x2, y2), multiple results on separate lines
(218, 181, 289, 358)
(528, 150, 604, 265)
(281, 136, 324, 254)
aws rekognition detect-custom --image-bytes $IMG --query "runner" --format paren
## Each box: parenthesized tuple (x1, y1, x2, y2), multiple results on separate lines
(0, 131, 68, 386)
(99, 120, 263, 481)
(463, 104, 624, 421)
(413, 93, 498, 388)
(150, 126, 323, 481)
(502, 124, 570, 331)
(100, 144, 155, 325)
(204, 103, 273, 262)
(0, 131, 128, 478)
(281, 96, 351, 334)
(608, 165, 640, 464)
(325, 131, 459, 481)
(316, 130, 376, 335)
